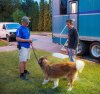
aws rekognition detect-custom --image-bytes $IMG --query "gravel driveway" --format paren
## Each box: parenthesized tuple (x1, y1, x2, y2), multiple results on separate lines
(0, 35, 61, 53)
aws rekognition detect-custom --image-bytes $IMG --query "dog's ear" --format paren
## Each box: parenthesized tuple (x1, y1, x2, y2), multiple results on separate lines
(38, 57, 43, 64)
(39, 56, 47, 60)
(38, 56, 45, 64)
(44, 56, 47, 60)
(38, 56, 47, 63)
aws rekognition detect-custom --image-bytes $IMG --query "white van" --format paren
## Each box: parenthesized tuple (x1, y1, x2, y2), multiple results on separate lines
(0, 22, 20, 41)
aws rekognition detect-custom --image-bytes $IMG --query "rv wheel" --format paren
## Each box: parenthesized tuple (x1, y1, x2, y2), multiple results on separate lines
(77, 41, 88, 55)
(90, 42, 100, 60)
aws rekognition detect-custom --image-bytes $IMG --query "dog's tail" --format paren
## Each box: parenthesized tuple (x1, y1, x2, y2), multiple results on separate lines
(76, 60, 85, 73)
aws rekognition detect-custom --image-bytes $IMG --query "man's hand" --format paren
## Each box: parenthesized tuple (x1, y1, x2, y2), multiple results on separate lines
(16, 37, 33, 43)
(66, 48, 68, 55)
(28, 39, 32, 43)
(72, 49, 76, 55)
(30, 42, 33, 47)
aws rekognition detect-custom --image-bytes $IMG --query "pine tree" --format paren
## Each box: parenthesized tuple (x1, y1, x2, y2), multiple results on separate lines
(12, 9, 25, 23)
(38, 0, 44, 31)
(48, 0, 52, 31)
(0, 0, 21, 22)
(21, 0, 34, 30)
(44, 1, 49, 31)
(32, 1, 39, 31)
(43, 0, 52, 32)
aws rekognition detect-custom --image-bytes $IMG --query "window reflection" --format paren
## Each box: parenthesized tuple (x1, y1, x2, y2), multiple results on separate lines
(71, 3, 77, 13)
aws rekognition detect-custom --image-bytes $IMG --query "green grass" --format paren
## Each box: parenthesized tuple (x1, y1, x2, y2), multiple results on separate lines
(0, 40, 9, 47)
(0, 50, 100, 94)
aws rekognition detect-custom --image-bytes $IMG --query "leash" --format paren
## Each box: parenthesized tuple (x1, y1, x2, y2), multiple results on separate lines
(31, 44, 39, 63)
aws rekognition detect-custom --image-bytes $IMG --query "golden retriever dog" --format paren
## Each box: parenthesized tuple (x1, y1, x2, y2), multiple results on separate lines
(38, 57, 85, 91)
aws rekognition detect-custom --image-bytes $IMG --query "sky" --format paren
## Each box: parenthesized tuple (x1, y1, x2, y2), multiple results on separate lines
(34, 0, 40, 3)
(34, 0, 49, 3)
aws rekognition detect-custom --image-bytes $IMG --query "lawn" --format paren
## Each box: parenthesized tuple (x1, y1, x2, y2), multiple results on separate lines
(0, 50, 100, 94)
(0, 40, 9, 47)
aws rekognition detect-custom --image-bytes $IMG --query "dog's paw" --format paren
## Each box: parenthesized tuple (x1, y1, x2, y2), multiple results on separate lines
(76, 76, 79, 81)
(42, 81, 48, 85)
(52, 86, 58, 89)
(42, 80, 49, 85)
(42, 82, 46, 85)
(68, 83, 70, 86)
(67, 87, 72, 91)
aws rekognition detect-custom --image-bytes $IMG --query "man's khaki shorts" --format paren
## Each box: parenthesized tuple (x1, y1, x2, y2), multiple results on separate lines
(19, 47, 30, 62)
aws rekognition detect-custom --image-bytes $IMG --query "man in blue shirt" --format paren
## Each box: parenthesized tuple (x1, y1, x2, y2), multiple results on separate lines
(16, 16, 32, 80)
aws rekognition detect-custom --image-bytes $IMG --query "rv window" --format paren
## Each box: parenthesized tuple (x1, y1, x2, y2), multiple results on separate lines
(60, 0, 67, 15)
(71, 2, 77, 13)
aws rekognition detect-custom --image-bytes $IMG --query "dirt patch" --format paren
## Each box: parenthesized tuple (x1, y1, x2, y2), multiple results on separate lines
(0, 39, 9, 47)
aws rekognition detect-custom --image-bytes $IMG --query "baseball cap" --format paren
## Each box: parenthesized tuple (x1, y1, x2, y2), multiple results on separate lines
(21, 16, 30, 23)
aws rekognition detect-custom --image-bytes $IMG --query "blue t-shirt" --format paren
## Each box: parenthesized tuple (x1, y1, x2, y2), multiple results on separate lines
(16, 25, 30, 48)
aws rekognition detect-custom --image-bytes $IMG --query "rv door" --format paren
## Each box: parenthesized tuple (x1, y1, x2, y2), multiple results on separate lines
(68, 1, 78, 29)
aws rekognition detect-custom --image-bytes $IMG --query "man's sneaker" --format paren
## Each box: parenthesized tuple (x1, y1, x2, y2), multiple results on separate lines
(24, 70, 30, 75)
(20, 74, 29, 80)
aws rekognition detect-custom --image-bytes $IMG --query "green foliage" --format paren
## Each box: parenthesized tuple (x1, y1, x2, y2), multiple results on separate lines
(38, 0, 44, 31)
(44, 1, 52, 31)
(48, 0, 52, 31)
(38, 0, 52, 32)
(21, 0, 34, 30)
(12, 9, 25, 23)
(21, 0, 34, 16)
(44, 2, 49, 31)
(0, 0, 52, 32)
(0, 0, 21, 22)
(32, 1, 39, 31)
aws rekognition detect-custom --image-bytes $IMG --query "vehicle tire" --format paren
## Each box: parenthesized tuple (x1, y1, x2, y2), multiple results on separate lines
(6, 35, 11, 42)
(77, 41, 88, 55)
(89, 42, 100, 60)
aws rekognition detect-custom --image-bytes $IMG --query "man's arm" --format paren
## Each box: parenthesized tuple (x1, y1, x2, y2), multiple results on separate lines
(16, 37, 32, 43)
(73, 30, 79, 50)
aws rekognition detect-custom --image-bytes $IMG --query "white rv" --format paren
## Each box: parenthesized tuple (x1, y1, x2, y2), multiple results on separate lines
(0, 22, 20, 41)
